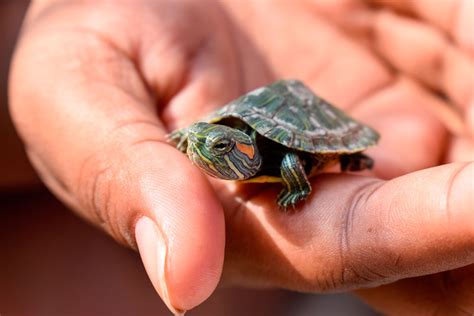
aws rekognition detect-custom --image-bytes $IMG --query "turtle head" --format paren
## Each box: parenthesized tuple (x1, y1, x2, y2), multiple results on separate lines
(186, 122, 262, 180)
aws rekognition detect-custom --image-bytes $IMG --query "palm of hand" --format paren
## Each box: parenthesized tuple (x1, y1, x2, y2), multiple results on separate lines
(160, 1, 473, 313)
(11, 0, 473, 314)
(168, 1, 474, 313)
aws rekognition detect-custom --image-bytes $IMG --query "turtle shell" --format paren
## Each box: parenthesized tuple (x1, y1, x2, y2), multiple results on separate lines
(208, 80, 379, 153)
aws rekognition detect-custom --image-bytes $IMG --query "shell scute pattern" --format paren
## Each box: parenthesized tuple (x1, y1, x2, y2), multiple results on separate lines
(209, 80, 379, 153)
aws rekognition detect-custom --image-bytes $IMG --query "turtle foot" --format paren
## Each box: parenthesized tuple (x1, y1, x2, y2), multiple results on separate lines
(340, 153, 374, 172)
(167, 129, 188, 153)
(277, 188, 310, 211)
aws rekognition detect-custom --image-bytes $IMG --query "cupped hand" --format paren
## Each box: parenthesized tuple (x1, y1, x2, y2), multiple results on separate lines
(221, 0, 474, 314)
(9, 0, 473, 315)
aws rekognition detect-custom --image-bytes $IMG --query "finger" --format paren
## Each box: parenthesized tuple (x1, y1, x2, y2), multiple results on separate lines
(134, 0, 272, 130)
(350, 77, 450, 179)
(357, 265, 474, 314)
(303, 0, 474, 119)
(10, 6, 224, 312)
(223, 162, 474, 292)
(367, 0, 474, 54)
(447, 136, 474, 163)
(368, 10, 474, 113)
(222, 0, 394, 109)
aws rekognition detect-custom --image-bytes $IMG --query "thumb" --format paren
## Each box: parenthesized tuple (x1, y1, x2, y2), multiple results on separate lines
(9, 25, 224, 313)
(128, 142, 225, 314)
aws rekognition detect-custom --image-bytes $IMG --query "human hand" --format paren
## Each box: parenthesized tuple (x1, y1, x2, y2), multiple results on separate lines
(9, 0, 261, 313)
(9, 0, 473, 315)
(220, 0, 473, 314)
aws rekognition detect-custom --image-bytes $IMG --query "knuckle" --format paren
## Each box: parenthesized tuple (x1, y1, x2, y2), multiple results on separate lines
(445, 162, 474, 239)
(336, 180, 394, 288)
(74, 148, 129, 244)
(73, 119, 164, 247)
(75, 147, 140, 249)
(75, 149, 118, 236)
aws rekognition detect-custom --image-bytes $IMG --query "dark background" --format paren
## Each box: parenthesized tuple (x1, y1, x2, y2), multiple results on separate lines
(0, 2, 379, 315)
(0, 0, 38, 190)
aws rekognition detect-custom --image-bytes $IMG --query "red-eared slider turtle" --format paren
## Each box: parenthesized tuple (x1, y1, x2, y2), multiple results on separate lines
(169, 80, 379, 208)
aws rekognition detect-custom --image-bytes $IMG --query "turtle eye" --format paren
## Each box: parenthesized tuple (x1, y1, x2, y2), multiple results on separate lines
(211, 139, 233, 154)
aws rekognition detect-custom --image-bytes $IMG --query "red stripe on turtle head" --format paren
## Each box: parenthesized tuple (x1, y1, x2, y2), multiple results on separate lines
(235, 142, 255, 159)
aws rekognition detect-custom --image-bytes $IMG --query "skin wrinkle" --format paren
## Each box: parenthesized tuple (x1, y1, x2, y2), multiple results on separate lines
(173, 36, 211, 96)
(340, 179, 385, 286)
(444, 161, 471, 225)
(134, 15, 192, 109)
(76, 150, 114, 230)
(393, 254, 401, 267)
(75, 157, 105, 223)
(25, 26, 134, 73)
(135, 6, 227, 116)
(105, 116, 164, 145)
(23, 30, 153, 120)
(160, 44, 239, 130)
(374, 164, 472, 276)
(104, 147, 183, 249)
(325, 270, 337, 291)
(67, 42, 153, 109)
(91, 167, 112, 228)
(97, 167, 119, 242)
(129, 138, 171, 149)
(112, 118, 165, 137)
(73, 116, 170, 246)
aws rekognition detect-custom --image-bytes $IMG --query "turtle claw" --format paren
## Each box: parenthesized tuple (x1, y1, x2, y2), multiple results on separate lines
(340, 153, 374, 172)
(277, 188, 310, 211)
(167, 129, 188, 153)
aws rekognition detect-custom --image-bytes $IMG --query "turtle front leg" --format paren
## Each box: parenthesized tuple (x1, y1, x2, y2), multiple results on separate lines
(340, 153, 374, 172)
(277, 152, 312, 209)
(167, 128, 188, 153)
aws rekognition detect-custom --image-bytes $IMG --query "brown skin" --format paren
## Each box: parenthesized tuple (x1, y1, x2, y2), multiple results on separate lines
(9, 0, 473, 314)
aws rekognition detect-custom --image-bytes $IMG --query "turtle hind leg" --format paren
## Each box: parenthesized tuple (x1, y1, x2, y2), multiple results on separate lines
(340, 153, 374, 172)
(277, 152, 312, 210)
(167, 128, 188, 153)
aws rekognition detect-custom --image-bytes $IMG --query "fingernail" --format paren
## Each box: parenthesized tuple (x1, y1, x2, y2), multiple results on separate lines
(135, 216, 186, 315)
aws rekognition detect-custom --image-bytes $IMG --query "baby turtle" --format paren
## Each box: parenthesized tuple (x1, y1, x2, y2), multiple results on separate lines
(169, 80, 379, 209)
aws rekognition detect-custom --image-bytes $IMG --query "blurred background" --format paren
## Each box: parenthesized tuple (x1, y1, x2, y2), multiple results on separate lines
(0, 2, 379, 315)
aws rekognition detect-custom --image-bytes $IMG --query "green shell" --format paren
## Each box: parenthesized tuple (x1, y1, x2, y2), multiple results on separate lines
(208, 80, 379, 153)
